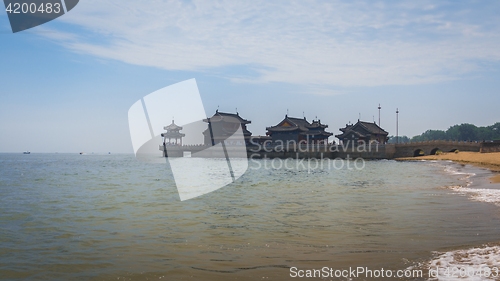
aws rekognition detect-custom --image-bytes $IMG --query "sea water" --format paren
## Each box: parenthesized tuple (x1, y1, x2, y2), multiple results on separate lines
(1, 153, 499, 280)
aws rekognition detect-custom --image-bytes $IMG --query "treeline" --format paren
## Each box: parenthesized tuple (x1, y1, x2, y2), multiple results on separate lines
(388, 122, 500, 143)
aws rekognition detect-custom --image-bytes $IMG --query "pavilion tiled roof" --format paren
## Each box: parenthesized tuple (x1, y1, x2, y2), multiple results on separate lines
(335, 130, 365, 139)
(164, 120, 183, 131)
(266, 115, 332, 136)
(266, 116, 309, 132)
(203, 110, 251, 124)
(357, 121, 388, 135)
(335, 120, 388, 139)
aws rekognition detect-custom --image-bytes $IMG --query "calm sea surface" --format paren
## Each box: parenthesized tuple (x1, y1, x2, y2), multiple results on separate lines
(1, 153, 500, 281)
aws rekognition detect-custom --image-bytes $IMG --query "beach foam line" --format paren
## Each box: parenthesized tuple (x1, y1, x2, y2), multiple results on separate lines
(432, 161, 500, 206)
(429, 161, 476, 187)
(449, 186, 500, 206)
(425, 245, 500, 281)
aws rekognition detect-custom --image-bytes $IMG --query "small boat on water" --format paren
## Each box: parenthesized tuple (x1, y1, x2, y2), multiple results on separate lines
(23, 151, 30, 154)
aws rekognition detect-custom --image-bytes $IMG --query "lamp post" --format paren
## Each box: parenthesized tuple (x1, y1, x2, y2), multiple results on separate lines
(396, 108, 399, 144)
(377, 104, 382, 143)
(378, 104, 381, 127)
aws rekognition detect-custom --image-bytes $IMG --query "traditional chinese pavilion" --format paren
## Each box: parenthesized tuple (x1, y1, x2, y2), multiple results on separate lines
(161, 120, 185, 145)
(336, 120, 388, 144)
(202, 110, 252, 145)
(266, 115, 333, 144)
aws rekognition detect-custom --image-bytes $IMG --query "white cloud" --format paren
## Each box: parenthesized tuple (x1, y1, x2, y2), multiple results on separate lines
(43, 0, 500, 89)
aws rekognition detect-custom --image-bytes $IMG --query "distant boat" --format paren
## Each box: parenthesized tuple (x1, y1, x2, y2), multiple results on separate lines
(23, 151, 30, 154)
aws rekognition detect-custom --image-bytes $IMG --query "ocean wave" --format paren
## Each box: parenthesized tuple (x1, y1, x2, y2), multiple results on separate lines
(426, 244, 500, 281)
(443, 165, 475, 177)
(432, 161, 500, 208)
(449, 186, 500, 206)
(429, 161, 476, 187)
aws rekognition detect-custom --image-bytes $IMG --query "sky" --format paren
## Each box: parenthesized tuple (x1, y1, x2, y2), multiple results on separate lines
(1, 0, 500, 153)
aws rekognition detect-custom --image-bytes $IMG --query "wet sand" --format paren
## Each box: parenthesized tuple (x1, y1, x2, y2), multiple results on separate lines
(397, 152, 500, 182)
(491, 174, 500, 183)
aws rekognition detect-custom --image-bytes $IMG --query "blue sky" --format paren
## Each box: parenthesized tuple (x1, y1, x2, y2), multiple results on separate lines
(1, 0, 500, 153)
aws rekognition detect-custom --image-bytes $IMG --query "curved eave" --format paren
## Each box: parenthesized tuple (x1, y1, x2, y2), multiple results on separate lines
(266, 127, 301, 132)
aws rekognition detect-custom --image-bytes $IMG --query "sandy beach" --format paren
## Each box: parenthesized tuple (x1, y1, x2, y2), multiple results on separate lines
(492, 174, 500, 183)
(397, 152, 500, 183)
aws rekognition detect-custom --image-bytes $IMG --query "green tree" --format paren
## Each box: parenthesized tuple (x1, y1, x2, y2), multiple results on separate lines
(446, 124, 477, 141)
(387, 135, 410, 143)
(410, 122, 500, 142)
(412, 129, 446, 141)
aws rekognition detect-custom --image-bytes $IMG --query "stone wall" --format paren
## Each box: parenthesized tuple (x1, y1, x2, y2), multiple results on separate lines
(161, 141, 488, 159)
(480, 141, 500, 153)
(393, 141, 481, 158)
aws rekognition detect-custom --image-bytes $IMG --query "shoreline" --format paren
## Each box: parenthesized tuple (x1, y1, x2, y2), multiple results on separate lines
(405, 152, 500, 276)
(396, 152, 500, 183)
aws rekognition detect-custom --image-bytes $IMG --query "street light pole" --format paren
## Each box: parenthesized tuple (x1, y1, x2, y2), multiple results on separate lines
(378, 103, 385, 143)
(396, 108, 399, 144)
(378, 104, 381, 127)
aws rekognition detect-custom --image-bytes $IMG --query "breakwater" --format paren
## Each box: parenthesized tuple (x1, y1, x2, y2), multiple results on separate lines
(160, 140, 492, 159)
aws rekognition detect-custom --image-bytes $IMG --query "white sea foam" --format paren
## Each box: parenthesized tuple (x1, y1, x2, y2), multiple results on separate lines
(432, 162, 476, 187)
(434, 162, 500, 206)
(449, 186, 500, 206)
(426, 245, 500, 281)
(426, 162, 500, 280)
(442, 165, 475, 177)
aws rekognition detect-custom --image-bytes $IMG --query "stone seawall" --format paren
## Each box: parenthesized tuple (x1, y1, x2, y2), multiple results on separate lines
(480, 141, 500, 153)
(393, 141, 481, 158)
(159, 141, 486, 159)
